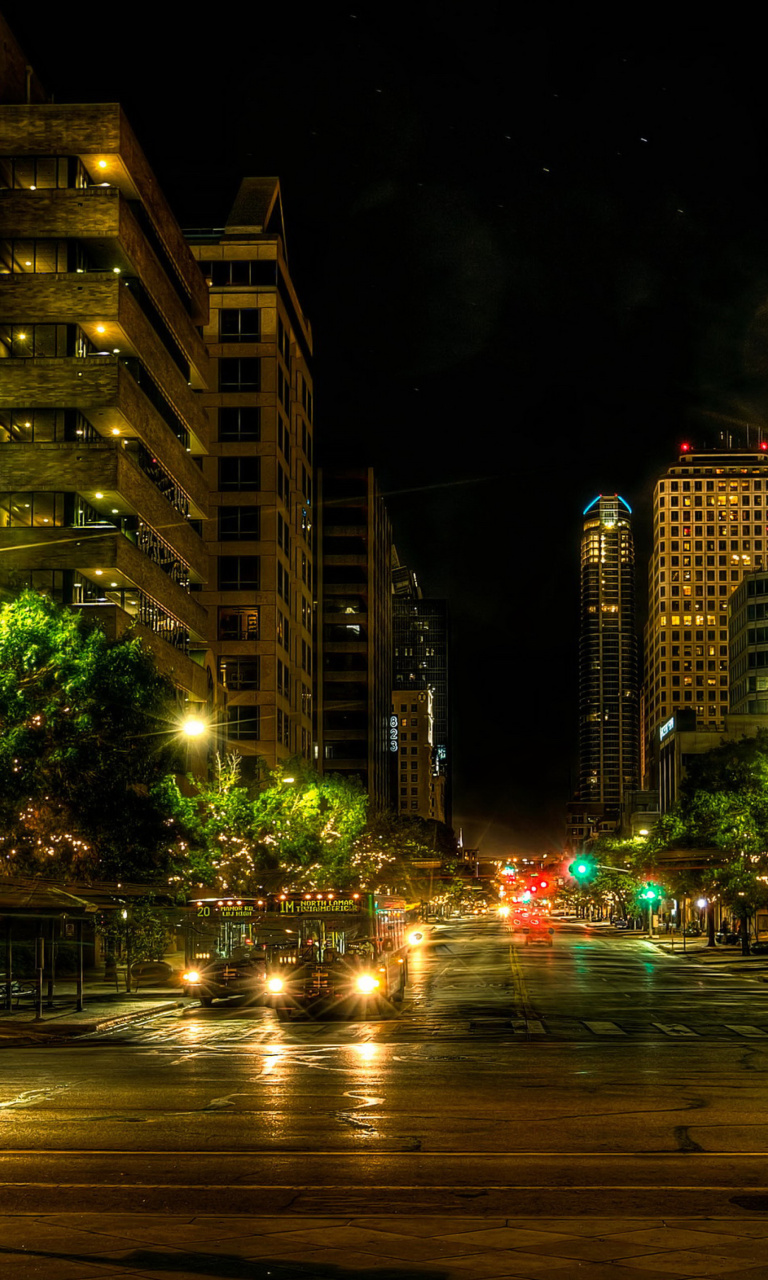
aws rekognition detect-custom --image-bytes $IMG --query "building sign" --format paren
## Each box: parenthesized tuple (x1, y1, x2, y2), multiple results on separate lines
(659, 715, 675, 743)
(389, 713, 399, 753)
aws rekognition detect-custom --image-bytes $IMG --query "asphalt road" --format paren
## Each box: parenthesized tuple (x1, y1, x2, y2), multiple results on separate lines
(3, 916, 768, 1216)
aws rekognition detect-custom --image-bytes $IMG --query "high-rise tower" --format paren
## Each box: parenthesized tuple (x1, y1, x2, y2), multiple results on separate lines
(578, 494, 639, 819)
(187, 180, 314, 777)
(643, 445, 768, 782)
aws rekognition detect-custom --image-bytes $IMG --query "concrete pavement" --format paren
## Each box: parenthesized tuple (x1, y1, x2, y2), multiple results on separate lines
(0, 978, 185, 1040)
(3, 1212, 768, 1277)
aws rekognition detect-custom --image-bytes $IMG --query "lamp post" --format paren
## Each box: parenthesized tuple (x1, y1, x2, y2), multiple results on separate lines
(180, 711, 208, 777)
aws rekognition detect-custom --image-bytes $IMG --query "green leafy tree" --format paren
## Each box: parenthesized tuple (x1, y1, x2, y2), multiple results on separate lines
(182, 758, 370, 894)
(0, 590, 192, 882)
(648, 731, 768, 951)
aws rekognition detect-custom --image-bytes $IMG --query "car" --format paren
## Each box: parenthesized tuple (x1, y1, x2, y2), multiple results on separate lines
(523, 925, 554, 947)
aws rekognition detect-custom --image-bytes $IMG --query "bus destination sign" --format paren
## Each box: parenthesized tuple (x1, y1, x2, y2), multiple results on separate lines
(274, 897, 364, 915)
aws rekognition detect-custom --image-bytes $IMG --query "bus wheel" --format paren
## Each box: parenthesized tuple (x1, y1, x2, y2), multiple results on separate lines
(198, 994, 213, 1008)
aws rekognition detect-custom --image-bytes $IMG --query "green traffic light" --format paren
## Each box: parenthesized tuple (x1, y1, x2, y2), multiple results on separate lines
(569, 857, 595, 882)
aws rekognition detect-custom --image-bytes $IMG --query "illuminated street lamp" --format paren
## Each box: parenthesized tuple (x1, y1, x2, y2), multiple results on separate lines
(181, 714, 207, 738)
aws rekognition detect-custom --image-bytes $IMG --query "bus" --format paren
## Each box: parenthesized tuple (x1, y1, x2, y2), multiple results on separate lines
(182, 891, 414, 1016)
(263, 891, 410, 1018)
(183, 896, 268, 1006)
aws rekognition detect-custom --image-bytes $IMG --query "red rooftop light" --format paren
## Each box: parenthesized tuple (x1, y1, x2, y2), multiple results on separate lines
(680, 442, 691, 453)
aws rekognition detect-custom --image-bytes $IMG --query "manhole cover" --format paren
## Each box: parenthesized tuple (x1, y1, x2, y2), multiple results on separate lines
(730, 1195, 768, 1211)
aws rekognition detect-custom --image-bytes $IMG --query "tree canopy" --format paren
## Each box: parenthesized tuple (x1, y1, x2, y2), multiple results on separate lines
(0, 590, 191, 882)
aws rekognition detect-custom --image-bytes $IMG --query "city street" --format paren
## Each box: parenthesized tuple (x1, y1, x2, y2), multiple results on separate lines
(3, 916, 768, 1222)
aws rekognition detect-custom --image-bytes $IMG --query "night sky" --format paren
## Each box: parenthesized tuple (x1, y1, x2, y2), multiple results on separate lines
(5, 3, 768, 855)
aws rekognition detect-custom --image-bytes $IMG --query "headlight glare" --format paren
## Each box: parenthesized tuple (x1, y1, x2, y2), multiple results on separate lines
(183, 970, 201, 984)
(356, 974, 380, 994)
(267, 976, 284, 993)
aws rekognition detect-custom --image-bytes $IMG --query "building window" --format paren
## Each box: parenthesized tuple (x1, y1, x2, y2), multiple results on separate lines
(219, 308, 260, 342)
(227, 706, 260, 740)
(0, 492, 66, 527)
(218, 407, 261, 441)
(219, 657, 260, 690)
(218, 556, 260, 590)
(218, 506, 260, 540)
(217, 606, 259, 641)
(0, 323, 73, 358)
(0, 239, 68, 273)
(219, 357, 260, 390)
(219, 457, 261, 491)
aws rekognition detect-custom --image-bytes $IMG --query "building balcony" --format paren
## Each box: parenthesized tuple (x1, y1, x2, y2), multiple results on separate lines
(0, 439, 207, 581)
(0, 352, 209, 464)
(0, 188, 209, 383)
(0, 274, 210, 428)
(72, 602, 209, 700)
(0, 527, 208, 641)
(0, 104, 207, 324)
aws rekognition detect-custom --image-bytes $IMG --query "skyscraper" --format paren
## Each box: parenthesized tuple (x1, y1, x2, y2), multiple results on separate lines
(187, 180, 315, 777)
(578, 494, 639, 820)
(316, 467, 392, 809)
(643, 445, 768, 781)
(392, 555, 451, 825)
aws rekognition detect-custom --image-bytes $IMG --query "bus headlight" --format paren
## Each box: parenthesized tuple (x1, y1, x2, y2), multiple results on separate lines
(182, 970, 201, 984)
(407, 930, 424, 945)
(355, 974, 380, 994)
(267, 976, 284, 993)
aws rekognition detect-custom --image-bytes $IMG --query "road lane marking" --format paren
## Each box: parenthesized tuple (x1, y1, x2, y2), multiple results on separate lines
(725, 1024, 768, 1037)
(583, 1021, 626, 1035)
(652, 1023, 699, 1037)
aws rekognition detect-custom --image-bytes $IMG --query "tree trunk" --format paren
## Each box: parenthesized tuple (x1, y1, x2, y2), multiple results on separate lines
(707, 904, 716, 948)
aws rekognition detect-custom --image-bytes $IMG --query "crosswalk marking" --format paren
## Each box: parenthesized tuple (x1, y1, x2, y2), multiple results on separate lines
(584, 1020, 626, 1035)
(725, 1024, 768, 1037)
(512, 1019, 546, 1034)
(652, 1022, 699, 1037)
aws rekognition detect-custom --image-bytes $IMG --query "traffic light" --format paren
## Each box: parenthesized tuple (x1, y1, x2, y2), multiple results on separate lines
(641, 883, 663, 902)
(569, 857, 596, 883)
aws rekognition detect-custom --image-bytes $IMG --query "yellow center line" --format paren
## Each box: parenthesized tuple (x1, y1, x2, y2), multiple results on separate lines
(508, 937, 537, 1030)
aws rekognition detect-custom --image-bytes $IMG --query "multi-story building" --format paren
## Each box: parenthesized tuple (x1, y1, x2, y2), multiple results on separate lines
(729, 570, 768, 715)
(391, 687, 445, 821)
(643, 446, 768, 783)
(578, 494, 639, 821)
(186, 179, 314, 778)
(0, 45, 212, 720)
(316, 467, 392, 809)
(392, 553, 451, 824)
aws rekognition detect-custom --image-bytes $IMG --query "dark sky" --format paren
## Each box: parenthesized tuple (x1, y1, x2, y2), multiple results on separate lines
(6, 3, 768, 855)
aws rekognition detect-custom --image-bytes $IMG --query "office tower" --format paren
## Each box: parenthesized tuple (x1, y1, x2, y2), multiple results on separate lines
(391, 687, 445, 821)
(579, 494, 639, 819)
(643, 446, 768, 780)
(392, 556, 451, 825)
(0, 38, 212, 717)
(317, 467, 392, 809)
(728, 571, 768, 715)
(187, 180, 314, 777)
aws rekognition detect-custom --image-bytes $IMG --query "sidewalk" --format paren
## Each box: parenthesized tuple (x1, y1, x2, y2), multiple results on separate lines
(3, 1212, 768, 1278)
(0, 977, 185, 1041)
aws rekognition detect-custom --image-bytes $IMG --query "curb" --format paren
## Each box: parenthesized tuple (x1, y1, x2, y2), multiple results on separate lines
(0, 1000, 184, 1041)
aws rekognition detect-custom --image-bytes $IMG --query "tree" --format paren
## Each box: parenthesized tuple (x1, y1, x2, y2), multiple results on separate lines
(0, 590, 192, 882)
(182, 758, 371, 895)
(649, 732, 768, 950)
